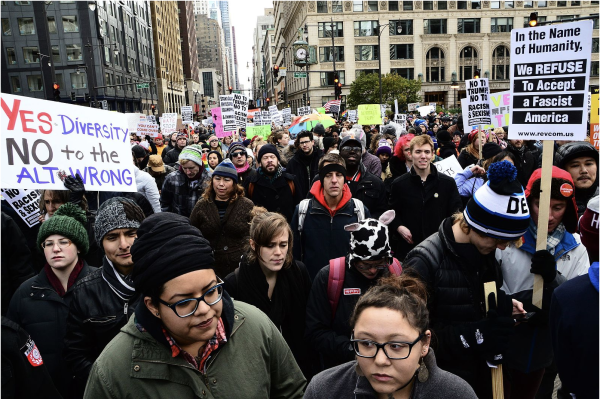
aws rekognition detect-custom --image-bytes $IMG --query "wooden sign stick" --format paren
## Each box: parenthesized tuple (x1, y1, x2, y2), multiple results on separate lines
(484, 281, 505, 399)
(532, 140, 555, 308)
(478, 125, 483, 160)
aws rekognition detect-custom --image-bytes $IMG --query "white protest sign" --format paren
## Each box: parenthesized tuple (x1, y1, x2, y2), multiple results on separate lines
(394, 114, 406, 125)
(233, 94, 249, 129)
(509, 21, 593, 141)
(418, 106, 435, 117)
(433, 155, 463, 178)
(0, 188, 41, 227)
(126, 113, 146, 133)
(219, 95, 236, 132)
(261, 111, 272, 126)
(146, 115, 156, 124)
(394, 99, 399, 116)
(253, 112, 263, 126)
(282, 108, 292, 125)
(1, 93, 137, 191)
(136, 122, 159, 138)
(269, 105, 283, 126)
(160, 113, 178, 134)
(464, 78, 492, 126)
(298, 106, 311, 116)
(181, 106, 193, 124)
(408, 103, 418, 111)
(429, 102, 437, 108)
(348, 109, 358, 122)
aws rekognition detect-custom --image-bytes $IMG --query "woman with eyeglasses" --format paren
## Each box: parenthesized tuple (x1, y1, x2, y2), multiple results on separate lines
(83, 212, 306, 399)
(207, 134, 223, 157)
(8, 203, 97, 398)
(305, 274, 477, 398)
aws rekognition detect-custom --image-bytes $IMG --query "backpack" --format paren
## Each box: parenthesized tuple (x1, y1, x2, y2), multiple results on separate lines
(247, 179, 295, 199)
(327, 257, 402, 320)
(297, 198, 365, 234)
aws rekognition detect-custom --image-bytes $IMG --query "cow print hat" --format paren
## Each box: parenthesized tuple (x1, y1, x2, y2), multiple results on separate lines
(344, 210, 395, 266)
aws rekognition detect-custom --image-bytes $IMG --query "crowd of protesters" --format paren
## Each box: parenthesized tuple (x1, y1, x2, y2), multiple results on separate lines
(2, 109, 598, 399)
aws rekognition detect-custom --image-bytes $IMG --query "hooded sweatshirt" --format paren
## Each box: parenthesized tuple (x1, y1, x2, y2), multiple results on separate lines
(309, 181, 352, 217)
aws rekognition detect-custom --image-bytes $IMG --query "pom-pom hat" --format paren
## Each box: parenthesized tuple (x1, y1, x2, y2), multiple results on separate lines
(37, 203, 89, 255)
(464, 161, 530, 239)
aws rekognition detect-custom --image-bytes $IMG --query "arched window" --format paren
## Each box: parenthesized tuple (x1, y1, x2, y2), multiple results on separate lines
(426, 47, 445, 82)
(492, 45, 510, 80)
(459, 46, 478, 81)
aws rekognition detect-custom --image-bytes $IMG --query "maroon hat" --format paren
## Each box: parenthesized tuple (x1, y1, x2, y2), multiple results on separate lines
(579, 195, 599, 262)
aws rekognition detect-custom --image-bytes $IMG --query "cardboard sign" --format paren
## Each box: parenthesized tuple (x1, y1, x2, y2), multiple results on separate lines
(136, 122, 159, 138)
(298, 106, 311, 116)
(219, 95, 237, 132)
(1, 94, 137, 192)
(0, 188, 41, 227)
(233, 94, 249, 129)
(464, 78, 492, 126)
(211, 107, 232, 138)
(160, 113, 178, 134)
(253, 112, 263, 126)
(181, 106, 193, 124)
(358, 104, 382, 125)
(348, 109, 358, 123)
(509, 20, 593, 141)
(592, 87, 599, 149)
(408, 103, 418, 111)
(394, 114, 406, 125)
(261, 111, 271, 126)
(126, 113, 146, 133)
(282, 108, 292, 126)
(269, 105, 283, 126)
(433, 155, 463, 178)
(246, 124, 271, 140)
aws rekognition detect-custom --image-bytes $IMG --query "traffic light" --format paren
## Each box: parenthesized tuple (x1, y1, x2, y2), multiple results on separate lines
(84, 93, 90, 102)
(53, 83, 60, 101)
(228, 86, 233, 94)
(273, 65, 279, 78)
(307, 99, 310, 106)
(70, 91, 76, 101)
(151, 104, 156, 114)
(529, 12, 538, 27)
(303, 93, 306, 101)
(266, 97, 270, 103)
(473, 70, 480, 79)
(333, 74, 339, 85)
(335, 82, 342, 99)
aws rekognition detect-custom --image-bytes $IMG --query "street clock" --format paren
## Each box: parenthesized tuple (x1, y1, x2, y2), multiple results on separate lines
(293, 39, 309, 67)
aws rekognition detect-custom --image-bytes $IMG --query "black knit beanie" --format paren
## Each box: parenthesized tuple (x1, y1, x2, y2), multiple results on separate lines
(131, 213, 215, 295)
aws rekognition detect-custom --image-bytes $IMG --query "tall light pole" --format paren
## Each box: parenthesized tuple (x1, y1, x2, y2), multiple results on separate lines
(376, 21, 402, 106)
(37, 53, 51, 99)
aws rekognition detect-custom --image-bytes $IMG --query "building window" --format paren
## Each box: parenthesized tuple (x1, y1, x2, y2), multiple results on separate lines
(524, 1, 534, 7)
(457, 1, 467, 9)
(6, 47, 17, 64)
(390, 20, 412, 35)
(317, 1, 328, 13)
(472, 1, 481, 8)
(318, 21, 343, 38)
(55, 73, 64, 91)
(203, 72, 214, 97)
(23, 47, 40, 64)
(389, 1, 399, 11)
(459, 46, 478, 81)
(423, 1, 433, 10)
(70, 72, 87, 89)
(505, 1, 514, 7)
(557, 1, 566, 5)
(524, 15, 546, 27)
(2, 18, 11, 36)
(15, 1, 31, 4)
(355, 45, 379, 61)
(367, 1, 378, 11)
(491, 1, 500, 8)
(391, 68, 415, 80)
(27, 75, 43, 91)
(458, 18, 481, 33)
(492, 45, 510, 80)
(557, 15, 578, 21)
(354, 20, 378, 36)
(18, 17, 35, 35)
(319, 46, 345, 62)
(353, 1, 363, 11)
(355, 69, 378, 78)
(571, 1, 580, 5)
(491, 17, 513, 32)
(424, 19, 447, 34)
(320, 71, 346, 86)
(62, 16, 78, 32)
(66, 44, 82, 61)
(426, 47, 445, 82)
(47, 16, 58, 33)
(403, 1, 413, 10)
(593, 38, 599, 53)
(592, 61, 599, 76)
(332, 1, 343, 12)
(538, 1, 548, 6)
(52, 45, 60, 63)
(390, 44, 414, 59)
(11, 76, 21, 93)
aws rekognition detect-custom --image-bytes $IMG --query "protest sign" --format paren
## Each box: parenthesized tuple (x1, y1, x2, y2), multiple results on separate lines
(433, 155, 463, 178)
(146, 115, 156, 124)
(429, 102, 437, 109)
(394, 99, 399, 116)
(126, 113, 146, 133)
(136, 122, 159, 138)
(1, 93, 137, 191)
(380, 104, 390, 120)
(160, 113, 178, 134)
(211, 107, 232, 138)
(489, 90, 511, 128)
(261, 111, 271, 126)
(253, 112, 263, 126)
(282, 108, 292, 125)
(358, 104, 382, 125)
(269, 105, 283, 126)
(219, 95, 237, 132)
(246, 125, 272, 140)
(1, 188, 41, 227)
(592, 87, 599, 149)
(464, 78, 492, 126)
(418, 106, 435, 117)
(297, 106, 311, 116)
(233, 94, 249, 129)
(509, 21, 593, 141)
(407, 103, 418, 111)
(348, 109, 358, 123)
(181, 106, 193, 124)
(394, 114, 406, 125)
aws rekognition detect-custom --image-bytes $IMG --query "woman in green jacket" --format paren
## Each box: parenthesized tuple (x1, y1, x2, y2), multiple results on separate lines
(83, 212, 306, 399)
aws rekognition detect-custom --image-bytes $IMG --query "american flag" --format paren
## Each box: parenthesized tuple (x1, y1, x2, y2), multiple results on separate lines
(324, 99, 341, 113)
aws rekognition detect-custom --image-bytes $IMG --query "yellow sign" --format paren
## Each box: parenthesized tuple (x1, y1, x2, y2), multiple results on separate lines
(357, 104, 382, 125)
(591, 88, 599, 150)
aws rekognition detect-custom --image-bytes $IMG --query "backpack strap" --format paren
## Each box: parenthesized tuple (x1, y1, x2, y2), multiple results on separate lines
(352, 198, 366, 222)
(388, 257, 403, 275)
(327, 257, 347, 321)
(248, 182, 254, 198)
(297, 199, 310, 233)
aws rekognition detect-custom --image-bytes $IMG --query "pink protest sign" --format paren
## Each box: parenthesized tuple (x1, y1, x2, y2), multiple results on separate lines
(211, 107, 233, 138)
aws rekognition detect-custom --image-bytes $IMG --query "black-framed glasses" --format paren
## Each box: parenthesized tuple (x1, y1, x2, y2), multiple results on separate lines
(230, 151, 246, 157)
(158, 279, 225, 318)
(351, 333, 424, 360)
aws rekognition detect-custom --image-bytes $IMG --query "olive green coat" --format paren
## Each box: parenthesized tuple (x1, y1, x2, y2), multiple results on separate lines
(83, 300, 306, 399)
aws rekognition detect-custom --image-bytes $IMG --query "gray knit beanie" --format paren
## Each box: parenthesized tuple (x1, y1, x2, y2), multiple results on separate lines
(94, 197, 144, 245)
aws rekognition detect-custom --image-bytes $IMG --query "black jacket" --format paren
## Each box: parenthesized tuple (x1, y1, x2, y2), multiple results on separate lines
(7, 262, 95, 398)
(505, 144, 536, 188)
(162, 146, 183, 168)
(243, 170, 303, 222)
(286, 148, 323, 198)
(237, 166, 258, 187)
(457, 149, 479, 170)
(403, 218, 513, 399)
(305, 261, 390, 371)
(64, 259, 141, 396)
(389, 165, 462, 259)
(1, 213, 34, 315)
(1, 317, 63, 399)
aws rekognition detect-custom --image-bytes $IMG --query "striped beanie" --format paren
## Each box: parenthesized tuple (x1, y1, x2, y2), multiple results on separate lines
(228, 142, 247, 158)
(464, 160, 530, 239)
(178, 144, 204, 166)
(212, 158, 238, 182)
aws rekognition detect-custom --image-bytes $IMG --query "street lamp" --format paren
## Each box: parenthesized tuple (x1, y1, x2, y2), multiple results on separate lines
(37, 53, 51, 99)
(450, 71, 459, 109)
(376, 21, 402, 106)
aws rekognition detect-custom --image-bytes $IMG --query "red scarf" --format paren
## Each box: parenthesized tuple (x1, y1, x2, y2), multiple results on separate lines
(44, 259, 85, 297)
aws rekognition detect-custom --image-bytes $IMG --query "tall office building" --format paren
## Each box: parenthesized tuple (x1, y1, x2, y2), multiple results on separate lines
(195, 12, 225, 96)
(232, 26, 240, 90)
(178, 0, 202, 117)
(252, 8, 274, 104)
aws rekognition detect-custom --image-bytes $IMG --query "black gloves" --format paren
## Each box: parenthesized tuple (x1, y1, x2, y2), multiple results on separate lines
(63, 174, 86, 206)
(526, 305, 549, 328)
(530, 250, 557, 284)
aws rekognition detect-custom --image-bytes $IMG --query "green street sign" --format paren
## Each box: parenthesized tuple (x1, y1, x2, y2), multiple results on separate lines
(136, 83, 149, 89)
(293, 72, 307, 78)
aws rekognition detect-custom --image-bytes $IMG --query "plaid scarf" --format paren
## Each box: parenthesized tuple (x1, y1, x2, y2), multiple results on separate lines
(528, 219, 566, 255)
(258, 165, 283, 183)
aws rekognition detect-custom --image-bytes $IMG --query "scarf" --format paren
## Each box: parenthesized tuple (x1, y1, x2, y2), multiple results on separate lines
(258, 165, 283, 183)
(527, 219, 566, 255)
(235, 162, 250, 174)
(508, 142, 527, 158)
(101, 257, 136, 300)
(44, 258, 85, 297)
